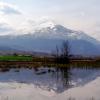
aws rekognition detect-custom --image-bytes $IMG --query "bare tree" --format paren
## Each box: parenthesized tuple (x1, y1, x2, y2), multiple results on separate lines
(54, 40, 70, 64)
(61, 41, 70, 58)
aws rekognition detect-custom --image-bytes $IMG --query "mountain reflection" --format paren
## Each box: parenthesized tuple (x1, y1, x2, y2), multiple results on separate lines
(0, 66, 100, 93)
(33, 67, 71, 93)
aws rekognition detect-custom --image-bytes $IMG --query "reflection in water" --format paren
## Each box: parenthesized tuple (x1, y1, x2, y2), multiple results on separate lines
(55, 67, 71, 90)
(0, 66, 100, 93)
(33, 67, 72, 92)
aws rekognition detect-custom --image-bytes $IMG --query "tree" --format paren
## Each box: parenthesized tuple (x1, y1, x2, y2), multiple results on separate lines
(54, 40, 70, 64)
(61, 41, 69, 58)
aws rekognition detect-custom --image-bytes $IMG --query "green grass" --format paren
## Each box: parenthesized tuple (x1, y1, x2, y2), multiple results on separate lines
(0, 55, 33, 61)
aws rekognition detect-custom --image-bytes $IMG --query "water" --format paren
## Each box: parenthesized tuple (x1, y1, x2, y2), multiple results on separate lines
(0, 66, 100, 100)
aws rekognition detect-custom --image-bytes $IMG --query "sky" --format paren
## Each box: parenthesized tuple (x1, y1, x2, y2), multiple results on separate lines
(0, 0, 100, 40)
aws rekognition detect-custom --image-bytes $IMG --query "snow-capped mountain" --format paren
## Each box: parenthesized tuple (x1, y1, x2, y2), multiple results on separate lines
(15, 20, 98, 42)
(0, 20, 100, 56)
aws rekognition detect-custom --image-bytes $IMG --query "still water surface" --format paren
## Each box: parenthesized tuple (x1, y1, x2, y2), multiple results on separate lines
(0, 66, 100, 93)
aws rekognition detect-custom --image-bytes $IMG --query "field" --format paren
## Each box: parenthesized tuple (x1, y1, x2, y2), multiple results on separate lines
(0, 55, 100, 69)
(0, 55, 33, 61)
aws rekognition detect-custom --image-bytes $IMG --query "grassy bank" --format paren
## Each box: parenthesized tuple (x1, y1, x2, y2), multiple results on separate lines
(0, 55, 33, 61)
(0, 55, 100, 68)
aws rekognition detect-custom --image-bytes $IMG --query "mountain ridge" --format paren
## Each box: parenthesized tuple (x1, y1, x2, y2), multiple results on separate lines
(0, 22, 100, 56)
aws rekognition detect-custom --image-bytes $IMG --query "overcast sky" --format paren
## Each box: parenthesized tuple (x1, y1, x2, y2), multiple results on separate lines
(0, 0, 100, 40)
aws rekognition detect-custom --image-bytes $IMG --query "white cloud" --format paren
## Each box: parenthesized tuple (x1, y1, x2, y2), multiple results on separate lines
(0, 23, 14, 35)
(0, 2, 23, 35)
(0, 2, 21, 15)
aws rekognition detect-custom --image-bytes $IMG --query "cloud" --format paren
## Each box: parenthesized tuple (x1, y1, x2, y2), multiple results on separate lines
(0, 22, 15, 35)
(0, 2, 21, 15)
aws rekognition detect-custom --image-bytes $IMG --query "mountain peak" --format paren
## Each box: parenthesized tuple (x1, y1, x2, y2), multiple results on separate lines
(38, 20, 56, 29)
(0, 20, 100, 56)
(0, 19, 99, 45)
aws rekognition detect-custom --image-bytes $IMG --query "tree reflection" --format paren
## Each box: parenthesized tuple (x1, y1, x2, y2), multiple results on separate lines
(54, 67, 71, 92)
(33, 66, 71, 92)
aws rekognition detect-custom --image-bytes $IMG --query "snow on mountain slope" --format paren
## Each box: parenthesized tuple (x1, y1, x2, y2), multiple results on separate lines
(17, 20, 98, 42)
(0, 20, 100, 55)
(0, 20, 98, 43)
